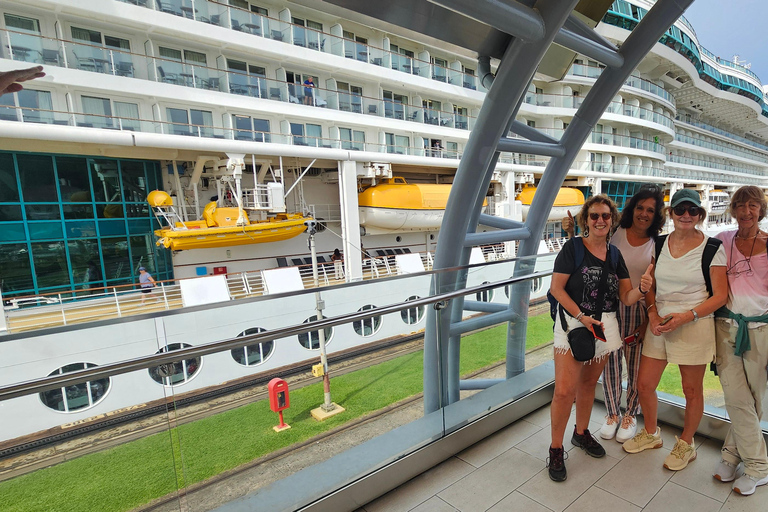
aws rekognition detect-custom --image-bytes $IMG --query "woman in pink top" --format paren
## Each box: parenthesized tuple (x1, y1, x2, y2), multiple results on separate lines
(712, 186, 768, 496)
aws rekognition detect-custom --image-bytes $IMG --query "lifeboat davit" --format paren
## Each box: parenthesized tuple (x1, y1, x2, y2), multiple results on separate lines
(358, 177, 462, 234)
(148, 191, 309, 251)
(517, 185, 584, 221)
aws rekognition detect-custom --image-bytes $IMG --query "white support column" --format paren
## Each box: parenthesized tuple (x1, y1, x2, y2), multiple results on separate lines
(337, 160, 362, 281)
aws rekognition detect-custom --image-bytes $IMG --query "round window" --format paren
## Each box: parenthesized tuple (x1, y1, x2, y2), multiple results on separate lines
(149, 343, 201, 386)
(232, 327, 274, 366)
(400, 295, 425, 325)
(353, 305, 381, 337)
(40, 362, 110, 413)
(298, 315, 333, 350)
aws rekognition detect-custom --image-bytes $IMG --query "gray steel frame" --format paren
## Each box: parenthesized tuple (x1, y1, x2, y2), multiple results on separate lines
(423, 0, 695, 413)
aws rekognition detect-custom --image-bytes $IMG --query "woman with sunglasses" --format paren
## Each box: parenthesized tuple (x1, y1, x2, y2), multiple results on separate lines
(548, 195, 652, 482)
(622, 189, 727, 472)
(711, 186, 768, 495)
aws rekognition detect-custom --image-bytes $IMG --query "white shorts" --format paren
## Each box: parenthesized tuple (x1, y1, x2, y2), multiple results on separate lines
(554, 310, 622, 363)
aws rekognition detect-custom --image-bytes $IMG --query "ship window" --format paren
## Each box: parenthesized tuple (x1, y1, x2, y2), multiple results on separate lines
(232, 327, 275, 366)
(5, 14, 40, 33)
(353, 304, 381, 337)
(0, 89, 53, 124)
(229, 0, 248, 9)
(298, 315, 333, 350)
(250, 5, 267, 16)
(149, 343, 201, 386)
(4, 15, 42, 65)
(340, 127, 365, 150)
(233, 115, 270, 142)
(401, 295, 425, 324)
(476, 281, 494, 303)
(337, 82, 363, 113)
(385, 133, 409, 155)
(40, 362, 111, 413)
(82, 96, 113, 129)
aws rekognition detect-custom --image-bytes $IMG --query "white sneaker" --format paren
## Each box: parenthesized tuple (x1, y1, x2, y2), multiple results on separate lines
(732, 473, 768, 496)
(599, 415, 620, 440)
(615, 415, 637, 443)
(713, 460, 743, 482)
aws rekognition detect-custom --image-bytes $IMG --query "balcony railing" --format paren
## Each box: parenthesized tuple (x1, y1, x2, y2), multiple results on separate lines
(675, 132, 768, 165)
(569, 63, 674, 104)
(115, 0, 480, 91)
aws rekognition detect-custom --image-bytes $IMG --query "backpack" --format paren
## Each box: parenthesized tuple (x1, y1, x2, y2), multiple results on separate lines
(547, 237, 620, 321)
(654, 234, 722, 297)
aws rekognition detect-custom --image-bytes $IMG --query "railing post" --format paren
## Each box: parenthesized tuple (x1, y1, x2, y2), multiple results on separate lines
(161, 282, 169, 310)
(114, 288, 122, 317)
(109, 49, 116, 75)
(58, 294, 66, 326)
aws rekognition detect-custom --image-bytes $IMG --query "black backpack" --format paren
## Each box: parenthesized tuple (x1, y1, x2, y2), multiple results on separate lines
(547, 237, 620, 321)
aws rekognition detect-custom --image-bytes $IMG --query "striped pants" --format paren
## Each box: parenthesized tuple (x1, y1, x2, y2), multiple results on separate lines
(601, 302, 646, 417)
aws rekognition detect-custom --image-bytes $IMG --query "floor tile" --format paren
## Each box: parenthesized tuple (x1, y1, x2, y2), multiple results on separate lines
(642, 481, 722, 512)
(517, 449, 619, 512)
(670, 437, 732, 502)
(520, 404, 554, 428)
(457, 419, 541, 468)
(409, 496, 459, 512)
(486, 490, 553, 512)
(720, 481, 768, 511)
(594, 442, 672, 507)
(364, 457, 474, 512)
(438, 448, 543, 512)
(562, 486, 640, 512)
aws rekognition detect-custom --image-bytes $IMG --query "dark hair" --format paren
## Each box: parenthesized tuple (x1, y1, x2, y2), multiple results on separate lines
(730, 185, 767, 221)
(618, 185, 666, 238)
(577, 194, 619, 233)
(333, 248, 341, 256)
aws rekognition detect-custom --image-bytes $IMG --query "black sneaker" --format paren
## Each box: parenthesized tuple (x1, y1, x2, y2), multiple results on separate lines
(547, 446, 567, 482)
(571, 427, 606, 458)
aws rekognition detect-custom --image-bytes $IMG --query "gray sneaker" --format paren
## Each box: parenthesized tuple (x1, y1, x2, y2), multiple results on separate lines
(622, 427, 663, 453)
(733, 473, 768, 496)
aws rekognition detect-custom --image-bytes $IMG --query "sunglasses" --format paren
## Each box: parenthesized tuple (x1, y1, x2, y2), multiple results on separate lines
(589, 213, 612, 221)
(672, 205, 700, 217)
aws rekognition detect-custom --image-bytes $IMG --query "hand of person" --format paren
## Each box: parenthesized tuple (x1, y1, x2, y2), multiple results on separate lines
(561, 210, 575, 237)
(0, 66, 45, 96)
(656, 312, 688, 333)
(639, 264, 653, 294)
(649, 312, 664, 336)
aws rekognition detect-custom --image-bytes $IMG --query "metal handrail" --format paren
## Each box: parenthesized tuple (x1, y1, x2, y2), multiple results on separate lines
(0, 264, 553, 402)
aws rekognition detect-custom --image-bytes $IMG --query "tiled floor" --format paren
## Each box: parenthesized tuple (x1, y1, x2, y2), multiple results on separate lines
(360, 402, 768, 512)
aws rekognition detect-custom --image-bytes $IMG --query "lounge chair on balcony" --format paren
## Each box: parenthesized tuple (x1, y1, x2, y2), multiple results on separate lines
(269, 87, 282, 101)
(157, 66, 181, 84)
(368, 104, 378, 115)
(116, 61, 134, 77)
(42, 49, 62, 67)
(72, 51, 97, 72)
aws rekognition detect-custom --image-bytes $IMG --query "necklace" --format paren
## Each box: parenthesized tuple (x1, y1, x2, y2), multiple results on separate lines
(735, 232, 759, 239)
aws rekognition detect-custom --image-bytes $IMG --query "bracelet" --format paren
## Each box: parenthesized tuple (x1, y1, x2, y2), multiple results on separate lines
(690, 309, 699, 322)
(647, 303, 656, 311)
(575, 312, 584, 321)
(638, 285, 648, 294)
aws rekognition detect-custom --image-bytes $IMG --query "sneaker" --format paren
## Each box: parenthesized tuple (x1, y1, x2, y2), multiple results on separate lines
(713, 460, 744, 482)
(732, 473, 768, 496)
(622, 427, 663, 453)
(571, 427, 606, 458)
(615, 415, 637, 443)
(599, 415, 620, 440)
(547, 446, 568, 482)
(664, 437, 696, 471)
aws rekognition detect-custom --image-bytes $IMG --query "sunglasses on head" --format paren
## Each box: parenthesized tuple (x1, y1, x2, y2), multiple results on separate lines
(672, 205, 700, 217)
(589, 213, 612, 221)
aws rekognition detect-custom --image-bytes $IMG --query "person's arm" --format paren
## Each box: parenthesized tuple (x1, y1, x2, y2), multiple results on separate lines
(148, 274, 156, 284)
(550, 272, 603, 328)
(619, 263, 653, 306)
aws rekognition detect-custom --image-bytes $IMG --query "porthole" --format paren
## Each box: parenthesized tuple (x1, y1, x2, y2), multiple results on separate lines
(149, 343, 201, 386)
(232, 327, 274, 366)
(475, 281, 493, 302)
(353, 304, 381, 337)
(396, 236, 402, 242)
(531, 277, 543, 294)
(401, 295, 425, 325)
(40, 362, 110, 413)
(298, 315, 333, 350)
(430, 234, 435, 240)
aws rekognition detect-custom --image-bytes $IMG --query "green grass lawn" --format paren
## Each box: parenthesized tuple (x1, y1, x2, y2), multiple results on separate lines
(0, 314, 553, 512)
(657, 363, 723, 402)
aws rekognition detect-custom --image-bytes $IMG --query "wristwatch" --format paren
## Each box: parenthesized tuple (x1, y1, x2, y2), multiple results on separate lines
(690, 309, 699, 322)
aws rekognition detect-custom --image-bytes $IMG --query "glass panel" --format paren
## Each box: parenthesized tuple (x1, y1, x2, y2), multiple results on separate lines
(0, 242, 33, 292)
(90, 159, 123, 203)
(5, 14, 43, 63)
(28, 221, 64, 240)
(81, 96, 114, 128)
(130, 235, 155, 273)
(0, 153, 20, 202)
(121, 161, 147, 202)
(68, 239, 103, 289)
(166, 107, 190, 135)
(114, 102, 140, 131)
(18, 154, 58, 202)
(56, 157, 93, 203)
(0, 223, 25, 242)
(100, 236, 131, 281)
(31, 241, 70, 288)
(25, 204, 60, 221)
(65, 220, 97, 238)
(18, 89, 53, 123)
(190, 109, 213, 137)
(0, 204, 22, 221)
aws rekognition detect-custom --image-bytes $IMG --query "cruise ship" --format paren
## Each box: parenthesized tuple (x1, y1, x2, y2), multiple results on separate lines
(0, 0, 767, 446)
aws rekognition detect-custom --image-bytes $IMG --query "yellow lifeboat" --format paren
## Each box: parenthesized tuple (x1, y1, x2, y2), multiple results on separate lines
(358, 177, 485, 234)
(147, 191, 309, 251)
(516, 185, 584, 221)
